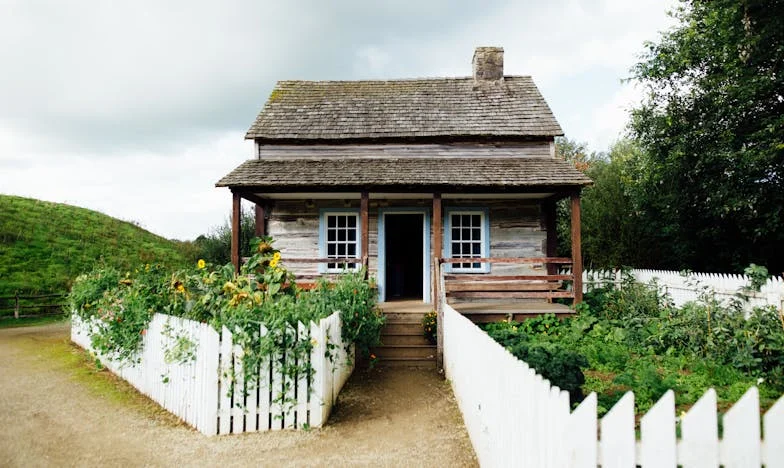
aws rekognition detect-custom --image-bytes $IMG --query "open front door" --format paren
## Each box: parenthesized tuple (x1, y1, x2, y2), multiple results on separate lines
(384, 214, 424, 300)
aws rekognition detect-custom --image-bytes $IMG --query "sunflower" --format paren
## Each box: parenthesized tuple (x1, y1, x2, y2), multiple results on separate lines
(197, 259, 206, 269)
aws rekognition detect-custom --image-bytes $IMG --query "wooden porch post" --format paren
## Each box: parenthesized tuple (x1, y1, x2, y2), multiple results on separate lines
(360, 191, 369, 274)
(231, 192, 241, 274)
(432, 193, 443, 370)
(254, 203, 265, 237)
(543, 199, 558, 275)
(570, 192, 583, 304)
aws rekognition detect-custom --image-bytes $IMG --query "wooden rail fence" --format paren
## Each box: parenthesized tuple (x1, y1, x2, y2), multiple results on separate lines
(0, 292, 66, 319)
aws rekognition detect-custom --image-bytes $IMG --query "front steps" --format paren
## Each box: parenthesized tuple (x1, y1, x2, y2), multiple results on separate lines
(373, 302, 436, 368)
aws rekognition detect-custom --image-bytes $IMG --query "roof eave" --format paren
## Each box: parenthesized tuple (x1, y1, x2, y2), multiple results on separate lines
(244, 133, 563, 145)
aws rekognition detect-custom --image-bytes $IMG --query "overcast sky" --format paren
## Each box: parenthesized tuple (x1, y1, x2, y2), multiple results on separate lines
(0, 0, 677, 240)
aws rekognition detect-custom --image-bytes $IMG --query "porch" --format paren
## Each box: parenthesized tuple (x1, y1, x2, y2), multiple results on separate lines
(217, 155, 592, 368)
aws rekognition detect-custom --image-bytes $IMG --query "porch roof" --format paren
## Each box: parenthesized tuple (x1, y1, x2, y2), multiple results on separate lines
(215, 157, 592, 192)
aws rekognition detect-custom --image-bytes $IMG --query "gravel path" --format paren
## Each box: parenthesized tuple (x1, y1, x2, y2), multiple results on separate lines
(0, 322, 476, 467)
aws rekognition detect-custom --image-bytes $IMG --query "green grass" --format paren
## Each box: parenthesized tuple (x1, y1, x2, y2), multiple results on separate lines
(0, 314, 68, 329)
(0, 194, 189, 297)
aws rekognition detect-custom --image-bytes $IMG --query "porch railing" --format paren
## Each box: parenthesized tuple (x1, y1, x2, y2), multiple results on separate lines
(436, 257, 575, 302)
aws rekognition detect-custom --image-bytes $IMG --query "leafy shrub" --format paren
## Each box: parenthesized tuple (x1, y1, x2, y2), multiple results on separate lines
(69, 235, 385, 403)
(422, 311, 437, 344)
(308, 270, 386, 360)
(69, 267, 121, 315)
(483, 321, 588, 403)
(483, 269, 784, 415)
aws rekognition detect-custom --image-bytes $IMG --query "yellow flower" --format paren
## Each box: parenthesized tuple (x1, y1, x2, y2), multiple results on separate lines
(310, 338, 318, 346)
(197, 259, 206, 269)
(272, 251, 281, 261)
(176, 283, 185, 293)
(269, 257, 279, 268)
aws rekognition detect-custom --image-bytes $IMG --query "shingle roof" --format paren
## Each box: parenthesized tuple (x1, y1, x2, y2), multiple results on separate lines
(216, 158, 591, 190)
(245, 77, 563, 141)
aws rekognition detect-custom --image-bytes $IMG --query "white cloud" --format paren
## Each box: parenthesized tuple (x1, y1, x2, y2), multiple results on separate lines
(576, 82, 644, 150)
(0, 0, 680, 240)
(1, 130, 251, 239)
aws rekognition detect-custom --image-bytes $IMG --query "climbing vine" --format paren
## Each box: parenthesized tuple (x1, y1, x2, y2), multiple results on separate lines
(69, 236, 383, 408)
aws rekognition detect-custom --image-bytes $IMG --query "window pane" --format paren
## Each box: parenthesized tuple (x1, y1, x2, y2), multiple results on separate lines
(347, 216, 356, 228)
(327, 216, 335, 228)
(461, 215, 471, 226)
(348, 230, 356, 241)
(327, 229, 335, 241)
(347, 244, 356, 256)
(472, 215, 481, 226)
(338, 229, 346, 241)
(451, 214, 460, 226)
(327, 244, 336, 256)
(452, 227, 460, 240)
(462, 228, 471, 241)
(336, 216, 345, 228)
(451, 243, 460, 256)
(472, 243, 481, 255)
(472, 228, 481, 240)
(337, 244, 346, 256)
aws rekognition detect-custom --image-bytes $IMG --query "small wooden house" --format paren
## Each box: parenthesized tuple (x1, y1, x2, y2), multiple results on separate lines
(217, 47, 591, 318)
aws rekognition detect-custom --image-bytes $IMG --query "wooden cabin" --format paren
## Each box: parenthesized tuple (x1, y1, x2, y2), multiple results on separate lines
(217, 47, 592, 365)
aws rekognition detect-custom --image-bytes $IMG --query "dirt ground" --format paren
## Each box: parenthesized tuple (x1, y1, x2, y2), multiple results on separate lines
(0, 322, 477, 467)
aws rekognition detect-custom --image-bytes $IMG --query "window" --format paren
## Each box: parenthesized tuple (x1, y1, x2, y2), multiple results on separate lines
(322, 212, 360, 272)
(446, 210, 489, 273)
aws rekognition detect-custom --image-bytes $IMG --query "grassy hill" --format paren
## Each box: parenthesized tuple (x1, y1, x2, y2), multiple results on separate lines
(0, 195, 189, 296)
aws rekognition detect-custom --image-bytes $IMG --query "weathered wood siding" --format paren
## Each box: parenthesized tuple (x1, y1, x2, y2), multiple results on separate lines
(448, 199, 545, 276)
(267, 198, 545, 279)
(258, 142, 554, 159)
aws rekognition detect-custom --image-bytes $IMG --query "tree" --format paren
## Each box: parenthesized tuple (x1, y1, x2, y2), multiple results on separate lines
(188, 208, 256, 265)
(630, 0, 784, 273)
(556, 138, 651, 269)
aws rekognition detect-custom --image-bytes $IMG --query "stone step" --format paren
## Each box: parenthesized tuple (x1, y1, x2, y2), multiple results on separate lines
(381, 333, 432, 346)
(372, 344, 436, 360)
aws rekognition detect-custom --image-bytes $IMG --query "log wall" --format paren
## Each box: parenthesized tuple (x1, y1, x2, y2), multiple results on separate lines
(267, 198, 546, 278)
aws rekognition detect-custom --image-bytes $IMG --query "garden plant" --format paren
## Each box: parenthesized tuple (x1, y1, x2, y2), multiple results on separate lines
(483, 269, 784, 415)
(69, 236, 385, 402)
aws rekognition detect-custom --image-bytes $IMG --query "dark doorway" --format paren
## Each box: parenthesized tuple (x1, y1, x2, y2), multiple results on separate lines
(384, 214, 424, 300)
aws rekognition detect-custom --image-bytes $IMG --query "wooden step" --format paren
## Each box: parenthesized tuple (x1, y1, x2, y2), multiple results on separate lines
(381, 321, 423, 335)
(377, 357, 437, 368)
(372, 345, 436, 360)
(381, 333, 432, 346)
(383, 312, 429, 322)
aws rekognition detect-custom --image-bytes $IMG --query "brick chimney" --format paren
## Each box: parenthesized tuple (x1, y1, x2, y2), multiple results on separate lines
(472, 46, 504, 82)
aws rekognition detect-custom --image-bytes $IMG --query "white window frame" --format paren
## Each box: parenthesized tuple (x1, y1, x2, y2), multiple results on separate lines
(319, 210, 361, 273)
(445, 209, 490, 273)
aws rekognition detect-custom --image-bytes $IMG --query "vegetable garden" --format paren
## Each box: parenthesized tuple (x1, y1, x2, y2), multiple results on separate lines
(483, 271, 784, 415)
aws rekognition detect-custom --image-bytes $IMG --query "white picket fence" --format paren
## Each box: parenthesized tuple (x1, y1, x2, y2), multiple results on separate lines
(442, 303, 784, 467)
(71, 312, 353, 436)
(582, 268, 784, 311)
